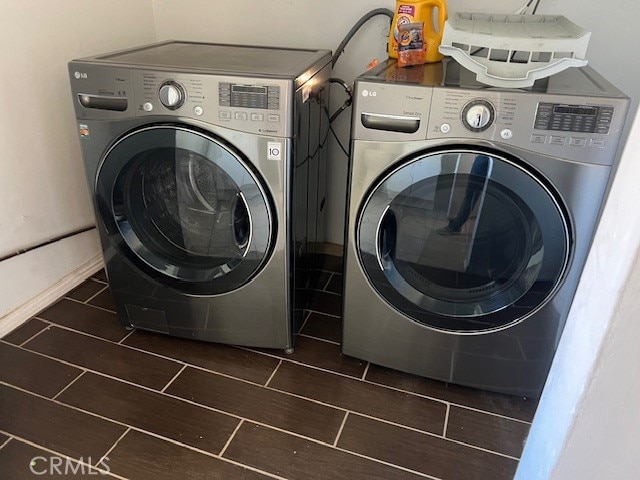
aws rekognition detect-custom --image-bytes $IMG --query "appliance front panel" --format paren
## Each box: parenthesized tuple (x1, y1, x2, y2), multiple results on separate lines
(342, 139, 613, 396)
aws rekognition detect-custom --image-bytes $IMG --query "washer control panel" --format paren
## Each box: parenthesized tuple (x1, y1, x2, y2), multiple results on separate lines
(133, 71, 290, 137)
(218, 83, 280, 110)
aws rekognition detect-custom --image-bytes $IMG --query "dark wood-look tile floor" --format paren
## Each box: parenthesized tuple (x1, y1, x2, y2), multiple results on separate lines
(0, 257, 537, 479)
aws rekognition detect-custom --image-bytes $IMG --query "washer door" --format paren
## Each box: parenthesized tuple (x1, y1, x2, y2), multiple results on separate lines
(96, 124, 275, 295)
(358, 149, 571, 333)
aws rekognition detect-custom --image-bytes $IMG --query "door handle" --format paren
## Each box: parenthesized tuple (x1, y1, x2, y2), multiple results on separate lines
(361, 112, 420, 133)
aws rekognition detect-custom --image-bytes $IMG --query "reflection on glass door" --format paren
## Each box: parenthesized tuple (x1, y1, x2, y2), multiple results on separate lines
(358, 149, 570, 333)
(97, 125, 275, 295)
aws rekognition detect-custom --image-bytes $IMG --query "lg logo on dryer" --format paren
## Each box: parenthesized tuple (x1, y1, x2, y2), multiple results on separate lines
(362, 89, 377, 97)
(74, 71, 88, 79)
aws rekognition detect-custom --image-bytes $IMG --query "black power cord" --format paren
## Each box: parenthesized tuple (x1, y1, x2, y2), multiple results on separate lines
(328, 77, 353, 124)
(532, 0, 543, 14)
(326, 8, 394, 158)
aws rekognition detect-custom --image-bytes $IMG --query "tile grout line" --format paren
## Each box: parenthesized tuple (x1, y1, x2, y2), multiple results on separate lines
(0, 431, 125, 479)
(13, 316, 535, 427)
(322, 272, 334, 291)
(218, 419, 244, 458)
(1, 377, 519, 474)
(304, 308, 341, 319)
(82, 284, 110, 304)
(245, 344, 533, 424)
(18, 324, 51, 347)
(443, 403, 451, 437)
(52, 370, 87, 401)
(516, 337, 528, 360)
(6, 317, 535, 427)
(97, 427, 131, 469)
(297, 333, 341, 346)
(0, 351, 521, 463)
(263, 360, 282, 387)
(296, 311, 311, 335)
(160, 365, 187, 393)
(310, 288, 341, 298)
(0, 385, 283, 480)
(332, 411, 349, 447)
(360, 362, 371, 380)
(332, 443, 441, 480)
(17, 314, 533, 424)
(0, 435, 12, 450)
(117, 329, 136, 345)
(61, 296, 117, 314)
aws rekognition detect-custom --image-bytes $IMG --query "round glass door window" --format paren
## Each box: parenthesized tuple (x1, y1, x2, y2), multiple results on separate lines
(357, 149, 570, 332)
(96, 125, 275, 295)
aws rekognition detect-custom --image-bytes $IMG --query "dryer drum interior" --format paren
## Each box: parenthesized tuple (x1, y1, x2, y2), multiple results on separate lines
(357, 148, 571, 333)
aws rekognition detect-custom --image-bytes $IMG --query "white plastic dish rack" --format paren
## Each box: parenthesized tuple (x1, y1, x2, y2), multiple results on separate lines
(438, 13, 591, 88)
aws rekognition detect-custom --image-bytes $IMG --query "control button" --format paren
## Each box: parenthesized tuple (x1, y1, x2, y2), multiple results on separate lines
(530, 134, 546, 144)
(500, 129, 513, 139)
(251, 113, 264, 122)
(219, 111, 231, 120)
(569, 137, 587, 147)
(143, 102, 153, 112)
(549, 135, 567, 146)
(267, 114, 280, 122)
(235, 112, 248, 121)
(158, 81, 185, 110)
(590, 139, 606, 148)
(193, 106, 203, 116)
(440, 123, 451, 134)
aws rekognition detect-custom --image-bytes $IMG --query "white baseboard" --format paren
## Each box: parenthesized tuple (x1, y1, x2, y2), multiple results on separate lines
(0, 254, 103, 338)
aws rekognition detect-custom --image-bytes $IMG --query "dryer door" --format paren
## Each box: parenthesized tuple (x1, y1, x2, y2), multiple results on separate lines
(96, 124, 275, 295)
(358, 148, 570, 333)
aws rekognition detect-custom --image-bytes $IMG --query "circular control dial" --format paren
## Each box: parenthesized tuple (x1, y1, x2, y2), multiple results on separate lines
(462, 100, 495, 132)
(158, 81, 185, 110)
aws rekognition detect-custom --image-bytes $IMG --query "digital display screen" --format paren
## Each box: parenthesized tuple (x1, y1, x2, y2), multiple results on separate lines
(232, 85, 267, 94)
(553, 105, 598, 116)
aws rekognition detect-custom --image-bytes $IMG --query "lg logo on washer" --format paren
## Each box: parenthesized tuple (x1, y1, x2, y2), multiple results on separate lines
(74, 71, 88, 79)
(362, 89, 377, 97)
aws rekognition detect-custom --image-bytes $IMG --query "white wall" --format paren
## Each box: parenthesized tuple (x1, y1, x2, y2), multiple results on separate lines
(153, 0, 638, 245)
(0, 231, 102, 336)
(539, 0, 640, 143)
(516, 98, 640, 480)
(0, 0, 156, 323)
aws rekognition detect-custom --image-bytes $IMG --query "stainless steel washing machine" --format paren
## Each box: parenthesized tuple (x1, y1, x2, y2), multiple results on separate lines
(68, 41, 331, 349)
(342, 60, 629, 397)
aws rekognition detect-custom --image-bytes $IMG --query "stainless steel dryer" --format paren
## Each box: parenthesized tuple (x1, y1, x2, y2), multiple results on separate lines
(342, 60, 629, 397)
(69, 41, 330, 349)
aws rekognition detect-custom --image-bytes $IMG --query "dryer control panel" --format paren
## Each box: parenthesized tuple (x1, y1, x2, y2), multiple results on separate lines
(426, 87, 626, 166)
(534, 103, 614, 134)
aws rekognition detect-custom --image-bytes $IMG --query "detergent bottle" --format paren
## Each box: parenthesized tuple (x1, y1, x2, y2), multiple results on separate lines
(388, 0, 448, 63)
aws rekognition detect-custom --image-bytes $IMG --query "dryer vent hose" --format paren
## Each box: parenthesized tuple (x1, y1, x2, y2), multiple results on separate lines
(331, 8, 394, 67)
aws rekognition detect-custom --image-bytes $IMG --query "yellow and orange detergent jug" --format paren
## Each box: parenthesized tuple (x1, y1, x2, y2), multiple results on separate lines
(388, 0, 448, 63)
